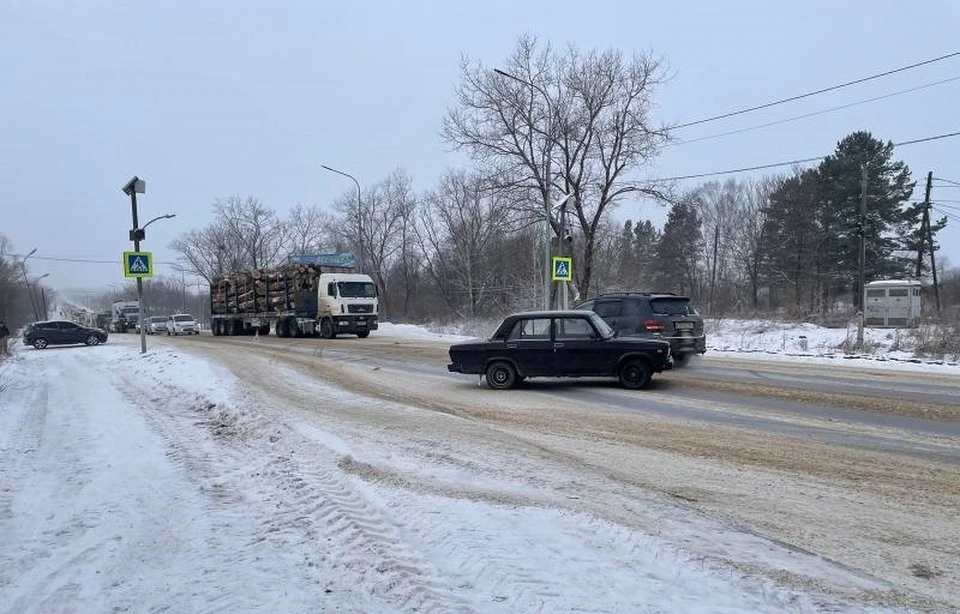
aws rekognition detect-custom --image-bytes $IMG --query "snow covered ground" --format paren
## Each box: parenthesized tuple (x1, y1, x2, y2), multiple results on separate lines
(0, 322, 945, 613)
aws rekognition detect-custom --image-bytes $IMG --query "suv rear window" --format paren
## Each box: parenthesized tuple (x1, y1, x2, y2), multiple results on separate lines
(649, 298, 698, 316)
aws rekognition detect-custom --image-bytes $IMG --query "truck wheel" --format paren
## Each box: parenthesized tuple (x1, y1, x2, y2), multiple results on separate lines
(276, 319, 287, 337)
(356, 331, 370, 339)
(619, 359, 652, 390)
(485, 361, 517, 390)
(320, 319, 336, 339)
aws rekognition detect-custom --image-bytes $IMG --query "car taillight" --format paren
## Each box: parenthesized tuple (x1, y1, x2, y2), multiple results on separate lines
(644, 319, 665, 332)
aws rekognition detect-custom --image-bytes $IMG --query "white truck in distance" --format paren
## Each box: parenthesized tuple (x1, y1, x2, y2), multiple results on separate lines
(110, 300, 140, 333)
(210, 262, 378, 339)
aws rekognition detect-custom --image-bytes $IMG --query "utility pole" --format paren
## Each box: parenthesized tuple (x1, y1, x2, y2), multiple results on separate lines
(916, 171, 932, 278)
(709, 223, 720, 315)
(925, 172, 941, 314)
(856, 165, 867, 349)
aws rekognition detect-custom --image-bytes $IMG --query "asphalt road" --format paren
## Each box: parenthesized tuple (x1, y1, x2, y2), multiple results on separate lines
(169, 332, 960, 465)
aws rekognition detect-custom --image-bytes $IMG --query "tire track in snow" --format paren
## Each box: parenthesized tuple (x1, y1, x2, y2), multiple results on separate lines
(109, 350, 474, 613)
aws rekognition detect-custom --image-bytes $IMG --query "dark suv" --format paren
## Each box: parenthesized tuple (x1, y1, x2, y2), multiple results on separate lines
(575, 293, 705, 366)
(23, 320, 109, 349)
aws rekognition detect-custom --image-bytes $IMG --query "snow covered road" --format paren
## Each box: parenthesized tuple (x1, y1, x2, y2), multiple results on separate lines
(0, 337, 949, 612)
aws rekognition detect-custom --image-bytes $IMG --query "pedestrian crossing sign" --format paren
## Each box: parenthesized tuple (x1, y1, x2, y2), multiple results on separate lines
(551, 257, 573, 281)
(123, 251, 154, 278)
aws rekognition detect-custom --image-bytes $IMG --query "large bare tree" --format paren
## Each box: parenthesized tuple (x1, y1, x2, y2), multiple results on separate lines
(443, 35, 669, 297)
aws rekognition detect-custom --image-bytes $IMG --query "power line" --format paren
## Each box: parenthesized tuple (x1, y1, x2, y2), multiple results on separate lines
(651, 130, 960, 182)
(4, 253, 181, 266)
(672, 51, 960, 130)
(932, 206, 960, 223)
(933, 176, 960, 186)
(672, 75, 960, 146)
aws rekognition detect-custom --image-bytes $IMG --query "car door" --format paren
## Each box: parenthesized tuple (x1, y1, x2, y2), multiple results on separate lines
(58, 321, 83, 344)
(553, 315, 611, 376)
(34, 322, 60, 344)
(503, 317, 554, 377)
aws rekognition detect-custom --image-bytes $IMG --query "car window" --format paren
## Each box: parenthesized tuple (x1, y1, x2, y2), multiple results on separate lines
(593, 300, 622, 318)
(650, 298, 697, 316)
(507, 318, 552, 341)
(59, 322, 79, 330)
(574, 300, 593, 311)
(555, 317, 595, 340)
(588, 313, 615, 338)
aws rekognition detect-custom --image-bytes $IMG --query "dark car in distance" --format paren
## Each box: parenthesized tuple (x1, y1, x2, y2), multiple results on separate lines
(575, 292, 706, 366)
(447, 310, 672, 390)
(23, 320, 109, 349)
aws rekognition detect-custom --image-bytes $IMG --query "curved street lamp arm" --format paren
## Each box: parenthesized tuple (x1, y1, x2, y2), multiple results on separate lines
(141, 213, 176, 231)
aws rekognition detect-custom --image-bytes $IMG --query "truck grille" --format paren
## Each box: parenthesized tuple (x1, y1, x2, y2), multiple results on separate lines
(348, 304, 375, 314)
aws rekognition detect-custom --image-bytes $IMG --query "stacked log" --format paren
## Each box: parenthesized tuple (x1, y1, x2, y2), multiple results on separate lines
(209, 263, 351, 315)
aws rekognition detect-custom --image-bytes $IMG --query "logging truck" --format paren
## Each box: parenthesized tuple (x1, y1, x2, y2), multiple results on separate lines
(210, 263, 378, 339)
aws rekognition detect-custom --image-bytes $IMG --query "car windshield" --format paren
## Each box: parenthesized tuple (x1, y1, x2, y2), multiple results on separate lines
(173, 315, 194, 322)
(150, 317, 166, 323)
(650, 298, 698, 316)
(588, 313, 615, 338)
(337, 281, 377, 298)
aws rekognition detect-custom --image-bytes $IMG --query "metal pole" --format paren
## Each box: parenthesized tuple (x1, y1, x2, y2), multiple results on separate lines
(856, 165, 867, 349)
(320, 165, 363, 274)
(131, 190, 147, 354)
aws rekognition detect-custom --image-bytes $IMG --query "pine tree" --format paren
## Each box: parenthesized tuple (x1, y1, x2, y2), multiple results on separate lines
(815, 131, 915, 307)
(652, 201, 703, 298)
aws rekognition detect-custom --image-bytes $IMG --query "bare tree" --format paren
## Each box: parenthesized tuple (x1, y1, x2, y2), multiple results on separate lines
(284, 203, 333, 258)
(331, 169, 413, 317)
(416, 170, 516, 317)
(443, 35, 669, 297)
(169, 196, 286, 282)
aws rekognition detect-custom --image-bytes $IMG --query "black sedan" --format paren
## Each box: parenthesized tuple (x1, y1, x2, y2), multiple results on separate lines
(448, 310, 672, 390)
(23, 320, 109, 349)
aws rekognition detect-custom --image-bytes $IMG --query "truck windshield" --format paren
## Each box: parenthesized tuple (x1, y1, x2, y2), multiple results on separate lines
(337, 282, 376, 298)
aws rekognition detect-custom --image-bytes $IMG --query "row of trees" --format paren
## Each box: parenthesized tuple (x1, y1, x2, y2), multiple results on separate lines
(167, 36, 954, 323)
(0, 234, 47, 329)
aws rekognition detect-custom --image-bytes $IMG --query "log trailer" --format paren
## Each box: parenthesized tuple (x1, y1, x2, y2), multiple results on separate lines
(210, 264, 378, 338)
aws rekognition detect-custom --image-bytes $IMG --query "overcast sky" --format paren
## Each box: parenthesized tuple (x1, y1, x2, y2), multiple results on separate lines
(2, 0, 958, 296)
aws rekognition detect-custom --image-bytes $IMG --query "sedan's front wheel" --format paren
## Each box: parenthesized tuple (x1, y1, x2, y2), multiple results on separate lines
(485, 361, 517, 390)
(618, 359, 652, 390)
(85, 334, 100, 346)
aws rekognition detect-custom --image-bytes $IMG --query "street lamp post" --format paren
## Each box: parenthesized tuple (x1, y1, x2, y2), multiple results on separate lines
(494, 68, 559, 310)
(20, 248, 39, 320)
(321, 164, 364, 274)
(123, 175, 176, 354)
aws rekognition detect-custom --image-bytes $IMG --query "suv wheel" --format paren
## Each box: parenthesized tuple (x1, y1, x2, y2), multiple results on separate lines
(33, 338, 48, 349)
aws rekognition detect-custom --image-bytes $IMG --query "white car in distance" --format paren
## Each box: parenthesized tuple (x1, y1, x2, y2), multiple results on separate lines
(166, 314, 200, 335)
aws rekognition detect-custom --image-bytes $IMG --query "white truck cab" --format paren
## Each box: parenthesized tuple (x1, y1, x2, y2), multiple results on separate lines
(317, 273, 378, 338)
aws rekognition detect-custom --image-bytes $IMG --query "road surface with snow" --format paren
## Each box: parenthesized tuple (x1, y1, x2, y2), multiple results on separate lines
(1, 327, 957, 613)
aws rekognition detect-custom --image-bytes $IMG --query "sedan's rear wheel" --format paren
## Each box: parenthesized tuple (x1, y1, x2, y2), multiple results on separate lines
(485, 361, 517, 390)
(33, 338, 48, 349)
(618, 359, 652, 390)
